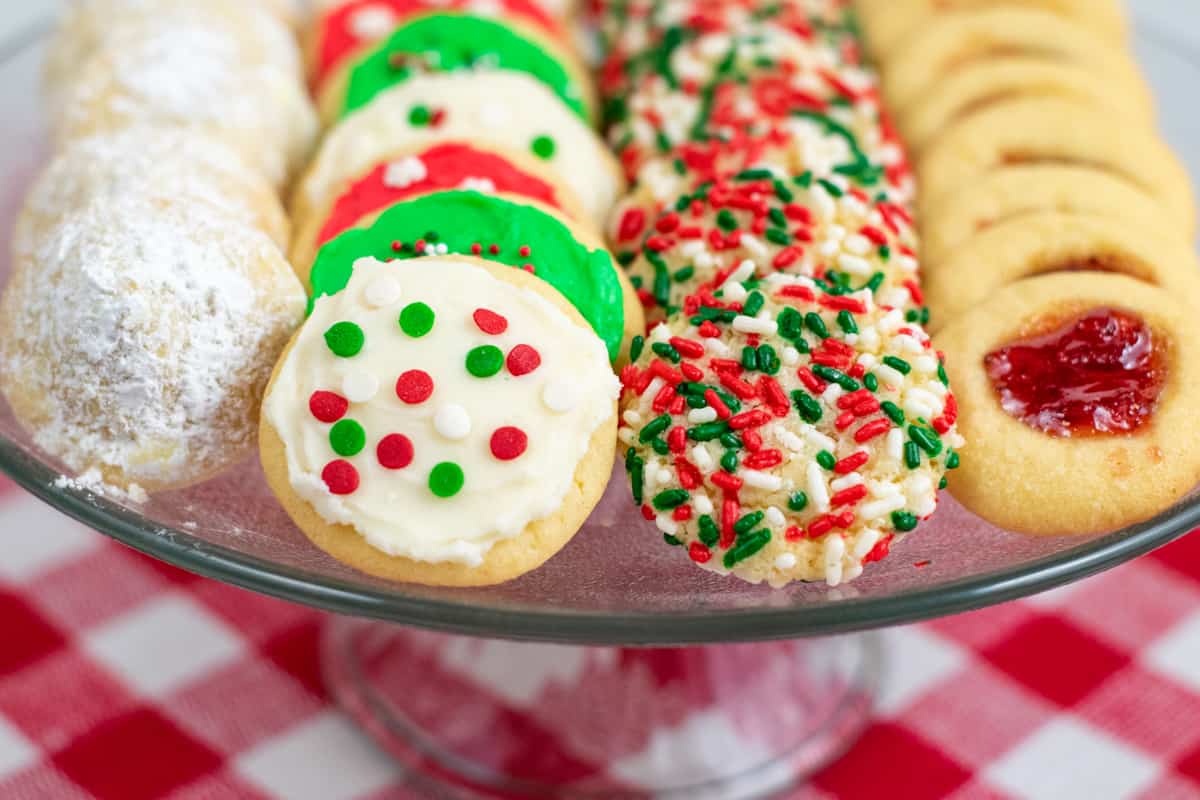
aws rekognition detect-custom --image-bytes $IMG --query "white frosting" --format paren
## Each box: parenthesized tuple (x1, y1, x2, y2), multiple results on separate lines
(265, 257, 618, 565)
(301, 71, 621, 228)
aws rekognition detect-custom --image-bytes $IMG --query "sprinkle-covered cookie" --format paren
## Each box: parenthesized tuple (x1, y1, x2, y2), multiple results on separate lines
(617, 271, 961, 586)
(260, 255, 620, 586)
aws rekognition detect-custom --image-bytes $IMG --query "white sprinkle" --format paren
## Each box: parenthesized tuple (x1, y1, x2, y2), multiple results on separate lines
(765, 506, 786, 526)
(823, 536, 846, 586)
(782, 346, 800, 366)
(837, 253, 872, 276)
(852, 528, 882, 560)
(777, 428, 805, 453)
(363, 274, 402, 308)
(692, 445, 714, 470)
(623, 410, 644, 426)
(655, 515, 679, 535)
(903, 395, 937, 421)
(876, 365, 905, 387)
(704, 337, 731, 356)
(434, 403, 471, 440)
(896, 334, 924, 354)
(383, 156, 427, 189)
(694, 494, 714, 514)
(688, 407, 718, 424)
(642, 378, 666, 407)
(878, 308, 905, 335)
(348, 5, 398, 39)
(844, 233, 872, 255)
(739, 234, 767, 258)
(722, 282, 749, 304)
(459, 176, 496, 193)
(775, 552, 797, 570)
(807, 462, 830, 512)
(542, 380, 577, 413)
(821, 383, 844, 406)
(830, 472, 865, 492)
(342, 372, 379, 403)
(913, 355, 939, 374)
(618, 429, 635, 445)
(649, 323, 672, 343)
(859, 327, 880, 350)
(741, 470, 783, 491)
(906, 474, 937, 517)
(886, 428, 904, 462)
(724, 259, 756, 286)
(657, 468, 673, 485)
(804, 428, 836, 452)
(858, 495, 905, 522)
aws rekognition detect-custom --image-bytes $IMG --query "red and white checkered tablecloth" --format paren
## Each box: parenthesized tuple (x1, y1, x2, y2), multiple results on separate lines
(2, 472, 1200, 800)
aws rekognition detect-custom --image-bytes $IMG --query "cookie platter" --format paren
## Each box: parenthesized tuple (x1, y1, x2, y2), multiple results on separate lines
(2, 8, 1200, 645)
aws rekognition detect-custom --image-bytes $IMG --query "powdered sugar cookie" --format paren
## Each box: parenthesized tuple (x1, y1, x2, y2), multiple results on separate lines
(617, 271, 960, 587)
(306, 190, 642, 363)
(0, 200, 305, 493)
(919, 166, 1186, 273)
(856, 0, 1126, 62)
(935, 273, 1200, 535)
(293, 71, 622, 229)
(917, 98, 1195, 235)
(924, 212, 1200, 328)
(881, 9, 1150, 116)
(898, 58, 1152, 156)
(52, 20, 317, 189)
(289, 139, 593, 271)
(16, 127, 289, 255)
(260, 255, 619, 586)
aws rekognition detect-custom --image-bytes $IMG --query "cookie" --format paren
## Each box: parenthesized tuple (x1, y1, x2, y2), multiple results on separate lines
(259, 255, 620, 586)
(934, 273, 1200, 535)
(924, 212, 1200, 328)
(916, 98, 1195, 236)
(856, 0, 1126, 63)
(898, 57, 1152, 156)
(919, 165, 1187, 273)
(310, 6, 596, 125)
(617, 270, 960, 587)
(880, 9, 1151, 116)
(289, 139, 594, 271)
(292, 70, 623, 230)
(0, 199, 305, 493)
(16, 127, 290, 256)
(51, 15, 317, 189)
(305, 189, 643, 363)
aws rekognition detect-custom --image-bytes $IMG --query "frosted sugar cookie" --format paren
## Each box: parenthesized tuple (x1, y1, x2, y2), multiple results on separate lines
(293, 71, 622, 230)
(260, 256, 620, 586)
(617, 272, 960, 587)
(856, 0, 1126, 62)
(0, 201, 305, 493)
(306, 190, 642, 363)
(309, 3, 594, 124)
(16, 127, 289, 256)
(924, 212, 1200, 328)
(917, 98, 1195, 236)
(52, 19, 317, 189)
(881, 9, 1150, 116)
(898, 58, 1152, 156)
(919, 166, 1187, 273)
(935, 273, 1200, 535)
(289, 139, 592, 271)
(617, 169, 923, 328)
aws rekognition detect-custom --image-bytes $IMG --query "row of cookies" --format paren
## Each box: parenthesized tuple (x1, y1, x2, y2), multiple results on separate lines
(858, 1, 1200, 535)
(585, 0, 963, 586)
(257, 1, 644, 584)
(0, 0, 318, 494)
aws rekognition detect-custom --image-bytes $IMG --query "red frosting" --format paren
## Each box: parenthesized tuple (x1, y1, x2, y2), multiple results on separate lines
(985, 308, 1166, 437)
(316, 142, 566, 247)
(314, 0, 563, 89)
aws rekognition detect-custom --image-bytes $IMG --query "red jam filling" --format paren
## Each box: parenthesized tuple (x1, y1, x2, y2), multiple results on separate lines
(984, 308, 1165, 437)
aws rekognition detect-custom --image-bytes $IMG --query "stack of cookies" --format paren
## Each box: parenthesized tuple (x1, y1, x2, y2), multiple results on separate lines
(588, 0, 963, 586)
(859, 1, 1200, 535)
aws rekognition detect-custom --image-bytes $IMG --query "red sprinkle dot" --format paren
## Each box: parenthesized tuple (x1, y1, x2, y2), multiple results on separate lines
(488, 244, 500, 255)
(376, 434, 414, 469)
(395, 369, 434, 404)
(473, 308, 508, 335)
(321, 460, 359, 495)
(470, 242, 482, 255)
(519, 245, 531, 257)
(489, 426, 528, 460)
(309, 391, 349, 423)
(506, 344, 542, 376)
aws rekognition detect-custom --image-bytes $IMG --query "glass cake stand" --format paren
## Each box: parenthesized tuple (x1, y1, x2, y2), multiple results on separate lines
(2, 18, 1199, 799)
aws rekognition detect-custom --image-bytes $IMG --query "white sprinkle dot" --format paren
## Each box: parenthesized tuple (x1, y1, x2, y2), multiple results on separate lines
(363, 274, 402, 308)
(348, 5, 398, 39)
(542, 379, 577, 413)
(434, 404, 472, 440)
(342, 372, 379, 403)
(383, 156, 427, 189)
(775, 552, 797, 570)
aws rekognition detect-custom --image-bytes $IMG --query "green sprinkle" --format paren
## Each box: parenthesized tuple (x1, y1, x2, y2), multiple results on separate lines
(651, 438, 670, 455)
(817, 178, 843, 197)
(756, 344, 780, 375)
(686, 394, 707, 408)
(864, 272, 885, 292)
(741, 346, 759, 371)
(788, 492, 809, 512)
(652, 342, 682, 363)
(837, 310, 858, 334)
(742, 291, 765, 317)
(724, 529, 771, 568)
(881, 401, 905, 425)
(805, 312, 830, 339)
(653, 489, 689, 510)
(673, 158, 687, 175)
(774, 180, 793, 202)
(719, 432, 743, 449)
(664, 533, 683, 546)
(938, 361, 950, 386)
(688, 421, 729, 441)
(765, 228, 791, 245)
(639, 414, 671, 443)
(883, 356, 911, 375)
(629, 335, 645, 362)
(627, 451, 645, 505)
(864, 373, 879, 392)
(904, 441, 921, 469)
(429, 462, 464, 498)
(794, 170, 813, 188)
(329, 419, 365, 457)
(399, 302, 435, 338)
(714, 388, 741, 412)
(655, 129, 672, 152)
(778, 307, 804, 339)
(892, 511, 919, 532)
(698, 514, 720, 546)
(673, 265, 695, 281)
(716, 209, 738, 231)
(531, 135, 556, 159)
(735, 168, 773, 181)
(734, 511, 765, 535)
(812, 364, 860, 392)
(909, 425, 943, 456)
(408, 104, 430, 126)
(906, 309, 921, 323)
(939, 476, 949, 490)
(768, 207, 788, 228)
(816, 450, 836, 470)
(720, 450, 739, 473)
(465, 345, 504, 377)
(617, 251, 637, 267)
(879, 244, 891, 261)
(324, 322, 364, 358)
(792, 390, 822, 423)
(946, 451, 961, 470)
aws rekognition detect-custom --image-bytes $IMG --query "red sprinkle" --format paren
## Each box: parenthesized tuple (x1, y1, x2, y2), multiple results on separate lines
(698, 320, 721, 338)
(778, 284, 816, 301)
(473, 308, 508, 335)
(743, 449, 783, 470)
(395, 370, 434, 404)
(835, 451, 870, 474)
(321, 460, 359, 495)
(819, 294, 867, 313)
(719, 371, 757, 400)
(648, 359, 684, 385)
(741, 430, 763, 452)
(704, 389, 732, 420)
(652, 383, 677, 412)
(489, 427, 528, 460)
(672, 505, 693, 521)
(863, 535, 894, 564)
(489, 243, 501, 255)
(729, 409, 770, 430)
(831, 484, 868, 507)
(710, 471, 743, 493)
(758, 376, 790, 416)
(519, 245, 531, 257)
(797, 367, 827, 394)
(377, 434, 415, 469)
(669, 337, 706, 359)
(808, 516, 834, 539)
(506, 344, 542, 376)
(680, 362, 704, 381)
(689, 542, 712, 563)
(854, 418, 892, 443)
(309, 391, 349, 423)
(785, 525, 805, 541)
(835, 410, 857, 431)
(721, 497, 739, 548)
(675, 456, 701, 488)
(641, 504, 656, 521)
(667, 426, 688, 454)
(773, 246, 802, 269)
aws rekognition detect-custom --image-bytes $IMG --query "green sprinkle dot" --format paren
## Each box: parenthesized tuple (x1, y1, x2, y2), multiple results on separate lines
(399, 302, 435, 338)
(664, 533, 683, 547)
(864, 373, 879, 392)
(465, 345, 504, 377)
(408, 104, 431, 126)
(892, 511, 919, 532)
(429, 462, 464, 498)
(698, 514, 720, 546)
(324, 321, 364, 358)
(816, 450, 836, 470)
(531, 135, 556, 159)
(788, 492, 809, 512)
(939, 476, 949, 490)
(716, 209, 738, 231)
(721, 450, 739, 473)
(946, 451, 961, 470)
(329, 419, 366, 457)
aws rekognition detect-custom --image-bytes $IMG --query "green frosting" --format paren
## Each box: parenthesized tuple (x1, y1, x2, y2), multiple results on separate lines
(343, 14, 589, 121)
(310, 191, 625, 361)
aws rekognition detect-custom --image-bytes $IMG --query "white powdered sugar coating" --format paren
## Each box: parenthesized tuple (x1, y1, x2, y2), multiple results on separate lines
(0, 199, 305, 491)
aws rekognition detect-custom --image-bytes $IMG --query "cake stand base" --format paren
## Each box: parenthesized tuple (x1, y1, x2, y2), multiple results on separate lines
(322, 617, 881, 799)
